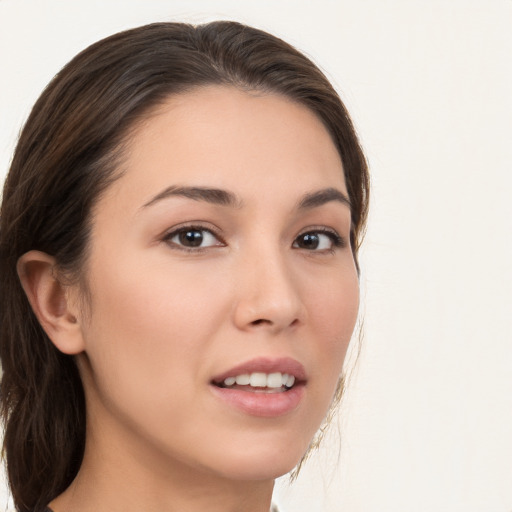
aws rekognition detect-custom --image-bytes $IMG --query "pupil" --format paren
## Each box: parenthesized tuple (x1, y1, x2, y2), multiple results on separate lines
(301, 233, 319, 249)
(179, 230, 203, 247)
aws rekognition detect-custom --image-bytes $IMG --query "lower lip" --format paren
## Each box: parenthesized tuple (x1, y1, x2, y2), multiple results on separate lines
(210, 384, 305, 417)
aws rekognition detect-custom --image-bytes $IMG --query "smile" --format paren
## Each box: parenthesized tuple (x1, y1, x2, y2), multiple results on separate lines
(217, 372, 296, 392)
(210, 358, 306, 417)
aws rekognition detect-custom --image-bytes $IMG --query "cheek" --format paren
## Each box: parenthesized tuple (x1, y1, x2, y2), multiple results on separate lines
(79, 249, 242, 398)
(308, 263, 359, 334)
(303, 267, 359, 390)
(79, 259, 221, 407)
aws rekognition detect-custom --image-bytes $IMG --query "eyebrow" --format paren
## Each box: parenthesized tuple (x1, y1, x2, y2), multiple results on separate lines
(297, 187, 351, 210)
(142, 185, 242, 209)
(142, 185, 350, 211)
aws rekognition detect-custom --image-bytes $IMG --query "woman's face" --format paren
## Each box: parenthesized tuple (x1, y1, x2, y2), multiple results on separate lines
(75, 86, 359, 481)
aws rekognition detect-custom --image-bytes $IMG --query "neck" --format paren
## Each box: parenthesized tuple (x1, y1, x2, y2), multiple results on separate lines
(49, 402, 274, 512)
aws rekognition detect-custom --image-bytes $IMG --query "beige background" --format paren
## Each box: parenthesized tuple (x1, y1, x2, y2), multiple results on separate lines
(1, 1, 512, 510)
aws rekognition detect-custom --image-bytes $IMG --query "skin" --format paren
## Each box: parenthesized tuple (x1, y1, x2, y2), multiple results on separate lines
(21, 86, 359, 512)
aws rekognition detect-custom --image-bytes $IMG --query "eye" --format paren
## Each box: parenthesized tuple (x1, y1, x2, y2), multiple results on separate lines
(293, 230, 344, 251)
(164, 226, 223, 251)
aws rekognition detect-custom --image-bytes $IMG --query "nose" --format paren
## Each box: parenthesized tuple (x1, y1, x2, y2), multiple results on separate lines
(232, 247, 305, 334)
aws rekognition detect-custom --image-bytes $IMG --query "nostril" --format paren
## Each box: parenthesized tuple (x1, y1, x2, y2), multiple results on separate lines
(249, 318, 300, 328)
(251, 319, 270, 326)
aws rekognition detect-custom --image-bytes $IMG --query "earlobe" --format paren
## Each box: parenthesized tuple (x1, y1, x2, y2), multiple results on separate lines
(17, 250, 85, 355)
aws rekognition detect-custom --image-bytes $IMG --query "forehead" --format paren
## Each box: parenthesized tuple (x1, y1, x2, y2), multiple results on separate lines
(103, 86, 347, 211)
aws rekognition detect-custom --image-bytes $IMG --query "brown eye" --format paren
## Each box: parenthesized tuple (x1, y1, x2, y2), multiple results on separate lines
(295, 233, 321, 249)
(165, 227, 222, 250)
(293, 230, 343, 251)
(178, 229, 204, 247)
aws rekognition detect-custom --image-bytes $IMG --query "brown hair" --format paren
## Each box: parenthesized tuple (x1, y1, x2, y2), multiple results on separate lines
(0, 21, 369, 512)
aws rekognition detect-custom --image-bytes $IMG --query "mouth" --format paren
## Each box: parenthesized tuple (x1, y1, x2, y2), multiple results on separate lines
(209, 357, 306, 417)
(212, 371, 297, 393)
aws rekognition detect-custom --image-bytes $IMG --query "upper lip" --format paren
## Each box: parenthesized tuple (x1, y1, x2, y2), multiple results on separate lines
(211, 357, 307, 384)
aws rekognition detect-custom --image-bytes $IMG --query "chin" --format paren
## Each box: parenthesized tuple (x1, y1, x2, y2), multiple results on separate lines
(204, 438, 310, 482)
(218, 461, 298, 482)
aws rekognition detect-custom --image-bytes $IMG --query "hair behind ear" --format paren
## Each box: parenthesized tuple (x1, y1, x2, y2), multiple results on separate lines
(1, 252, 87, 512)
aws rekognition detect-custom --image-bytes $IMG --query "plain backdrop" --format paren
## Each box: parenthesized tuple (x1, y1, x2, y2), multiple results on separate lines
(1, 1, 511, 511)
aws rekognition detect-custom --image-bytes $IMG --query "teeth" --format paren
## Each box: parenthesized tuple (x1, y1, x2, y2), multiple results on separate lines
(235, 374, 250, 385)
(267, 372, 283, 388)
(223, 372, 296, 389)
(250, 372, 267, 387)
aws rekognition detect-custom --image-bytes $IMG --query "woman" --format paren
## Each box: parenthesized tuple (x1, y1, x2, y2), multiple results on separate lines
(0, 21, 369, 512)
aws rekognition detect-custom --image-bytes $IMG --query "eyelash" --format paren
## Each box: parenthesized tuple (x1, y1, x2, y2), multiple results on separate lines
(293, 228, 346, 253)
(162, 225, 346, 253)
(162, 224, 225, 253)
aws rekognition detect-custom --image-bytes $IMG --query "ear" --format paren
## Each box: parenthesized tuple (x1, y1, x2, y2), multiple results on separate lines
(17, 250, 85, 355)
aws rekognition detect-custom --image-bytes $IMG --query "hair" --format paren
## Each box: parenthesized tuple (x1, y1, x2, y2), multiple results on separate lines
(0, 21, 369, 512)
